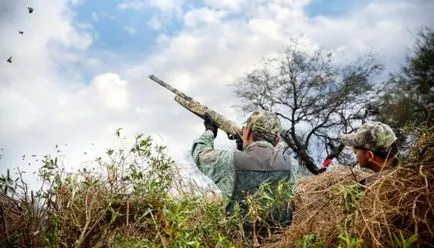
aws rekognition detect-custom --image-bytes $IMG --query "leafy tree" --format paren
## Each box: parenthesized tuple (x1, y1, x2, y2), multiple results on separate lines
(233, 40, 382, 174)
(377, 28, 434, 129)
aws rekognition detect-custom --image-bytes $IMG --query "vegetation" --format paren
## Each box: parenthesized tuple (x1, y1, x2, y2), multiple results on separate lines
(3, 129, 432, 247)
(272, 128, 433, 248)
(377, 28, 434, 129)
(0, 130, 294, 247)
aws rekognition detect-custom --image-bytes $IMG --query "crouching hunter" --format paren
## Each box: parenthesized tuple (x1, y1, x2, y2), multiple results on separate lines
(191, 109, 293, 228)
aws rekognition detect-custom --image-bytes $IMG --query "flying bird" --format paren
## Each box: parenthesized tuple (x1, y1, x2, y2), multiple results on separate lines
(28, 7, 33, 14)
(7, 56, 12, 63)
(19, 31, 24, 35)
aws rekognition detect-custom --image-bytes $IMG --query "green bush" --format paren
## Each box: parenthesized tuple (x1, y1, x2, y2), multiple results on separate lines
(1, 130, 295, 247)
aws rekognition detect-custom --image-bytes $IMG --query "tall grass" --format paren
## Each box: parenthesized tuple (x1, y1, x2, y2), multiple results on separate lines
(0, 130, 295, 247)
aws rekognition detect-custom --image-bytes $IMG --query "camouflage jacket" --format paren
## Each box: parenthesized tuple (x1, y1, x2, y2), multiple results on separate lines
(191, 130, 292, 198)
(191, 130, 236, 198)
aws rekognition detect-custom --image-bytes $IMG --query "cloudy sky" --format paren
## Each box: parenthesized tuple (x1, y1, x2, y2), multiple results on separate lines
(0, 0, 433, 188)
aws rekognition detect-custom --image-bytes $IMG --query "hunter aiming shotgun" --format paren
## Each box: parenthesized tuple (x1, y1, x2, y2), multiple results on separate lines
(148, 75, 242, 140)
(149, 75, 332, 175)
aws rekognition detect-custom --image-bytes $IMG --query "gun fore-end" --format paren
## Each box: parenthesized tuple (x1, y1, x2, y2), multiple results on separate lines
(174, 96, 241, 139)
(206, 110, 242, 140)
(174, 95, 208, 118)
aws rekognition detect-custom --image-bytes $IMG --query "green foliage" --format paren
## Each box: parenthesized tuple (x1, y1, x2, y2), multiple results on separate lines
(0, 168, 15, 194)
(246, 179, 294, 225)
(336, 186, 365, 248)
(336, 183, 362, 214)
(109, 236, 153, 248)
(377, 28, 434, 130)
(242, 179, 295, 246)
(0, 130, 296, 247)
(391, 231, 418, 248)
(299, 233, 324, 248)
(338, 232, 364, 248)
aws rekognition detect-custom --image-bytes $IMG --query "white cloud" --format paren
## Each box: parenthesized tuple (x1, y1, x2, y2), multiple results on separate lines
(117, 0, 147, 10)
(148, 0, 181, 13)
(117, 0, 183, 13)
(0, 1, 126, 184)
(69, 0, 85, 6)
(204, 0, 249, 11)
(184, 7, 226, 27)
(92, 73, 130, 111)
(85, 57, 101, 69)
(123, 25, 137, 35)
(147, 15, 163, 30)
(303, 0, 434, 70)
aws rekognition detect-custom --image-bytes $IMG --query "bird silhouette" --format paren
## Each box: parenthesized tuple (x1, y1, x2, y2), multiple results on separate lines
(7, 56, 12, 63)
(28, 7, 33, 14)
(19, 31, 24, 35)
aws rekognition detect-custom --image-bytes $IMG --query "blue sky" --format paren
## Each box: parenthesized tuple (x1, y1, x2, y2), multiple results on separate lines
(305, 0, 371, 17)
(0, 0, 433, 190)
(62, 0, 380, 85)
(72, 0, 193, 57)
(71, 0, 372, 63)
(75, 2, 157, 53)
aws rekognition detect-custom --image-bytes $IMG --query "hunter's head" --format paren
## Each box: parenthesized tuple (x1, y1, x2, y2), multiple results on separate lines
(241, 110, 281, 148)
(341, 122, 399, 172)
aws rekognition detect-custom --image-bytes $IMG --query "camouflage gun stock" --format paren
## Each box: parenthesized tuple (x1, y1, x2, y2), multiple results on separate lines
(148, 75, 242, 140)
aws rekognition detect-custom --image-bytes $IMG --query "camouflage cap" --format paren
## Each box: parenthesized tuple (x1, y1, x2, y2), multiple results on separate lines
(341, 122, 397, 152)
(244, 110, 281, 137)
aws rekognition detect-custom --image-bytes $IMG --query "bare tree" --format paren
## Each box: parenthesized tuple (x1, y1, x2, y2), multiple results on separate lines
(234, 40, 382, 174)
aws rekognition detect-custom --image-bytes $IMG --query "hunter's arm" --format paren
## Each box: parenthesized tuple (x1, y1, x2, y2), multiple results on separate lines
(191, 130, 235, 197)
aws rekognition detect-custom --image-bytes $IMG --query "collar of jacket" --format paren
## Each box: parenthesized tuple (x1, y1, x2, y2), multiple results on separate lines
(244, 140, 274, 152)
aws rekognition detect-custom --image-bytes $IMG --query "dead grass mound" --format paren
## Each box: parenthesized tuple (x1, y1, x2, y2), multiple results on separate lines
(0, 192, 43, 247)
(273, 134, 434, 247)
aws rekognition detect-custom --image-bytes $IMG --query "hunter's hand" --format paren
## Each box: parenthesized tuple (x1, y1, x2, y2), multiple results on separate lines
(204, 113, 218, 138)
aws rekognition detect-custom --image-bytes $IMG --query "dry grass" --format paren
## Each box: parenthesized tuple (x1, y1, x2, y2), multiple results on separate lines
(1, 133, 433, 247)
(0, 133, 248, 247)
(268, 168, 371, 247)
(272, 134, 434, 247)
(0, 192, 28, 244)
